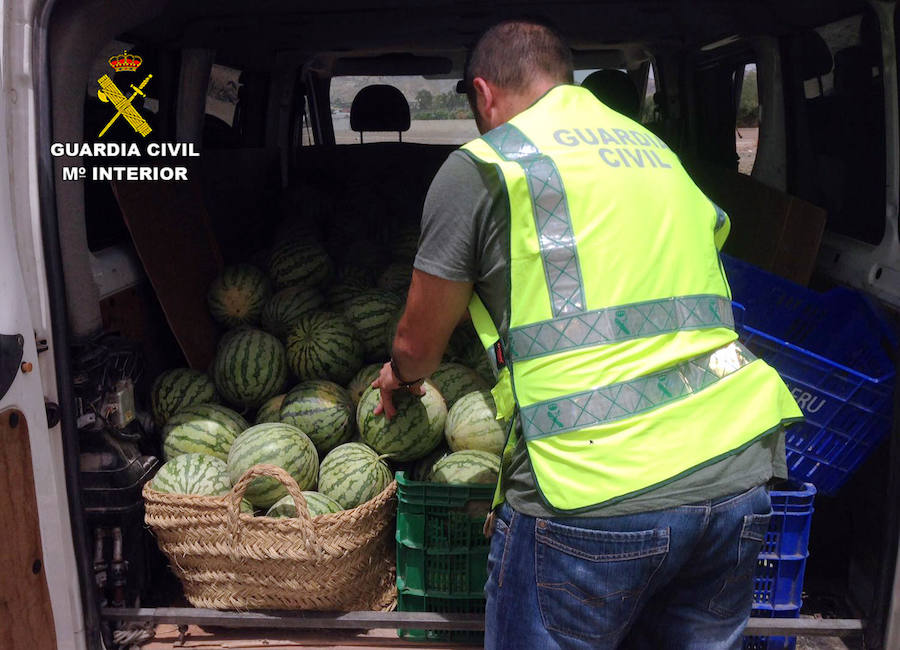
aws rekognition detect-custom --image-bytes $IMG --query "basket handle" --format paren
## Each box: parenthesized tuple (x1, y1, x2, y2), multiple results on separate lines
(226, 464, 317, 547)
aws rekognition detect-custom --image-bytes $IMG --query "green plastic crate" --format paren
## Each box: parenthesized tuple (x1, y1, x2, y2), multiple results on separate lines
(396, 471, 494, 551)
(396, 471, 493, 641)
(396, 543, 489, 595)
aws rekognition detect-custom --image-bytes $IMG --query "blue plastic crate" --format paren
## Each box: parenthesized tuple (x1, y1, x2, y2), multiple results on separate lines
(722, 255, 896, 495)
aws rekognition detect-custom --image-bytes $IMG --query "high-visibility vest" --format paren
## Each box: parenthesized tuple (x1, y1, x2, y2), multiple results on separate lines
(460, 85, 802, 513)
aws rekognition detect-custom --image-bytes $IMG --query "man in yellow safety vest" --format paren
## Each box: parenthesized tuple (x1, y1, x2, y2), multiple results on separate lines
(373, 18, 802, 650)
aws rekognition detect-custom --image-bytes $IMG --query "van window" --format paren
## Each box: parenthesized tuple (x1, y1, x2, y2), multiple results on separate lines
(735, 63, 759, 174)
(330, 75, 476, 144)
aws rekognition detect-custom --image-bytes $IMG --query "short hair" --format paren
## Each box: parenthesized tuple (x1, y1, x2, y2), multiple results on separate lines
(464, 19, 574, 98)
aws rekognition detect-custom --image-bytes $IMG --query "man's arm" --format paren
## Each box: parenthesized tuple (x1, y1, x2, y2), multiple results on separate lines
(372, 269, 473, 418)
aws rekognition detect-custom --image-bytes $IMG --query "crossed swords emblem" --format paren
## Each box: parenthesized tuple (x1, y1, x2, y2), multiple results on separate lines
(96, 73, 153, 138)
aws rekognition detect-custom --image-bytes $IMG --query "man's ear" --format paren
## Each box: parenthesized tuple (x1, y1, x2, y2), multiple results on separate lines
(472, 77, 493, 118)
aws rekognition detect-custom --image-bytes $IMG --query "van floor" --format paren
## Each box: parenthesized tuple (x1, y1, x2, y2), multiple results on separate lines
(144, 624, 482, 649)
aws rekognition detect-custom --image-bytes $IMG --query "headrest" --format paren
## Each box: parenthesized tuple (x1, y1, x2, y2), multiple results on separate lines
(798, 30, 833, 80)
(581, 70, 640, 119)
(350, 85, 410, 133)
(834, 46, 880, 96)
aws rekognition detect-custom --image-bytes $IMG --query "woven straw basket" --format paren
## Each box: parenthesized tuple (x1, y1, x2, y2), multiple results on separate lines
(143, 464, 397, 611)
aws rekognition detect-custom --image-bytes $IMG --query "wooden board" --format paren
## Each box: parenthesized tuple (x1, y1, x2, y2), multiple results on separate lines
(145, 624, 482, 649)
(113, 170, 223, 370)
(0, 410, 57, 650)
(687, 163, 827, 287)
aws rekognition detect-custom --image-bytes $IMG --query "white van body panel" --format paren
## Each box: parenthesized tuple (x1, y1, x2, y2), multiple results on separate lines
(2, 0, 86, 647)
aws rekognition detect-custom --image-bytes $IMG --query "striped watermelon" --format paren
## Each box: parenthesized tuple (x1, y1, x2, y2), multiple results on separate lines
(356, 380, 447, 461)
(261, 286, 324, 339)
(151, 369, 219, 427)
(430, 362, 491, 409)
(266, 491, 343, 518)
(324, 276, 370, 312)
(286, 311, 364, 385)
(227, 423, 319, 508)
(318, 442, 392, 509)
(207, 265, 272, 328)
(335, 264, 375, 287)
(445, 390, 507, 455)
(213, 328, 288, 409)
(347, 363, 382, 406)
(151, 453, 232, 496)
(280, 380, 355, 453)
(390, 227, 420, 262)
(240, 498, 255, 514)
(268, 240, 332, 290)
(431, 450, 501, 485)
(377, 262, 412, 294)
(461, 345, 496, 385)
(412, 443, 450, 481)
(342, 290, 404, 361)
(255, 393, 286, 424)
(162, 403, 249, 461)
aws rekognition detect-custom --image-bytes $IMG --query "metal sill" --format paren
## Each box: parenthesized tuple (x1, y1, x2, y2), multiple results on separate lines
(102, 607, 864, 637)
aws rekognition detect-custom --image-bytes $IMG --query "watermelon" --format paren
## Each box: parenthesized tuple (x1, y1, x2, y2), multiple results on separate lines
(268, 239, 332, 290)
(431, 450, 501, 485)
(280, 380, 355, 453)
(240, 498, 255, 514)
(162, 403, 249, 462)
(335, 264, 375, 287)
(318, 442, 392, 509)
(342, 290, 404, 361)
(261, 286, 324, 339)
(377, 262, 412, 294)
(347, 363, 382, 406)
(207, 265, 272, 328)
(430, 362, 491, 409)
(461, 344, 496, 385)
(227, 423, 319, 508)
(151, 369, 219, 427)
(151, 453, 231, 496)
(266, 491, 343, 518)
(356, 380, 447, 461)
(324, 277, 370, 312)
(390, 227, 420, 262)
(412, 444, 450, 481)
(334, 241, 388, 276)
(445, 390, 507, 455)
(255, 393, 286, 424)
(213, 328, 288, 409)
(286, 311, 364, 385)
(444, 321, 481, 361)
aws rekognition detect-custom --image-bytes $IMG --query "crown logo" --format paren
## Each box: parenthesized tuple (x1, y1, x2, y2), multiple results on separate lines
(108, 51, 142, 73)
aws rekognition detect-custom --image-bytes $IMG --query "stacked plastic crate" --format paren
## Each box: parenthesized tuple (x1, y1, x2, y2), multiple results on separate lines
(744, 482, 817, 650)
(395, 471, 492, 642)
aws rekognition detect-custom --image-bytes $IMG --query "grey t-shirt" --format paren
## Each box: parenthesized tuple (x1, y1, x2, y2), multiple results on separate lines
(414, 150, 787, 517)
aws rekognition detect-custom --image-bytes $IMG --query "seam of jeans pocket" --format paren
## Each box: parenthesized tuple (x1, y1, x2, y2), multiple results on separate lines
(740, 512, 771, 543)
(538, 519, 668, 543)
(497, 511, 515, 588)
(536, 534, 669, 562)
(708, 517, 769, 618)
(538, 540, 669, 642)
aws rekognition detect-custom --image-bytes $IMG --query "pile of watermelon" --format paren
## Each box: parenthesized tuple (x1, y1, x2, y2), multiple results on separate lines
(147, 189, 505, 522)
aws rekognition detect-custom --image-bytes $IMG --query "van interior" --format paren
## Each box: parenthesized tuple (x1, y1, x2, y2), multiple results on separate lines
(30, 0, 900, 647)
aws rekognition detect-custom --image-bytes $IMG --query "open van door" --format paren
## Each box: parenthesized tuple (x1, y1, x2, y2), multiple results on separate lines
(1, 0, 87, 646)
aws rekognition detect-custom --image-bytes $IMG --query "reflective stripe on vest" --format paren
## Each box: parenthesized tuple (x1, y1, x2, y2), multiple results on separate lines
(519, 341, 754, 440)
(508, 294, 734, 362)
(482, 123, 586, 316)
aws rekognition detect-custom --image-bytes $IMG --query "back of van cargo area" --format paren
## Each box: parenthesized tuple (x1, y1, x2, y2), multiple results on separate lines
(0, 1, 898, 649)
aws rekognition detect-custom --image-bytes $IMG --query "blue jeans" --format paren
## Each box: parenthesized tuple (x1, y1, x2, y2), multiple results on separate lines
(484, 483, 772, 650)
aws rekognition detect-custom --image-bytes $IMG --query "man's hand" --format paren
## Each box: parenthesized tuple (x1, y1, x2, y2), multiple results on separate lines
(368, 269, 473, 420)
(371, 361, 425, 420)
